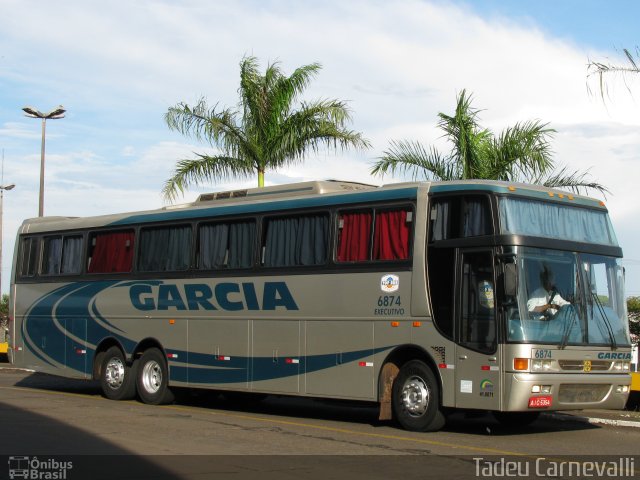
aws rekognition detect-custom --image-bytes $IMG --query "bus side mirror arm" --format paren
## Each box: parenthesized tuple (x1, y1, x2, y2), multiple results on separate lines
(504, 263, 517, 297)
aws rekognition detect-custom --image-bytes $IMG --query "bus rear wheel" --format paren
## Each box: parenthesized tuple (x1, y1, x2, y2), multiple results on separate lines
(136, 348, 174, 405)
(100, 346, 137, 401)
(392, 360, 445, 432)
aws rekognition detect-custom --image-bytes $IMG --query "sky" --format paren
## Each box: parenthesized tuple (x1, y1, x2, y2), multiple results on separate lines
(1, 0, 640, 295)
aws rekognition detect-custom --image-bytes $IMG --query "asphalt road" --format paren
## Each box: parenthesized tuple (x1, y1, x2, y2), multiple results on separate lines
(0, 368, 638, 479)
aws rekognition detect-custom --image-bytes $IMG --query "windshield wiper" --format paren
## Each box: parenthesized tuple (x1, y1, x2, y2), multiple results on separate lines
(582, 269, 617, 350)
(559, 305, 578, 349)
(592, 292, 617, 350)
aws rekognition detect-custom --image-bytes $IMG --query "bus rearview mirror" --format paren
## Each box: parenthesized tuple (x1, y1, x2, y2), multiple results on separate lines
(504, 263, 517, 297)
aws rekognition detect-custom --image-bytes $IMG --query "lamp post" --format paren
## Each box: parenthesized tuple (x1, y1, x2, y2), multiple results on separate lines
(22, 105, 66, 217)
(0, 182, 14, 300)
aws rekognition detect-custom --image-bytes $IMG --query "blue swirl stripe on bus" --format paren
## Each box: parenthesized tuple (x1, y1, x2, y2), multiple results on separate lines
(171, 346, 392, 384)
(23, 280, 395, 383)
(22, 282, 99, 368)
(24, 281, 141, 371)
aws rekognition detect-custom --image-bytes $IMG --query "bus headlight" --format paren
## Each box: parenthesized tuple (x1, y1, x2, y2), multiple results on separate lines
(612, 361, 630, 372)
(531, 385, 552, 394)
(531, 359, 553, 372)
(616, 385, 630, 394)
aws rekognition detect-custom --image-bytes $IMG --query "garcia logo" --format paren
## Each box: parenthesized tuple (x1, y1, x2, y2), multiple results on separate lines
(380, 274, 400, 293)
(597, 352, 631, 360)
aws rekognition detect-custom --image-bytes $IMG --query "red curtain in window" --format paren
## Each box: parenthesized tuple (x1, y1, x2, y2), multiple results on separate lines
(337, 212, 372, 262)
(373, 210, 410, 260)
(88, 231, 134, 273)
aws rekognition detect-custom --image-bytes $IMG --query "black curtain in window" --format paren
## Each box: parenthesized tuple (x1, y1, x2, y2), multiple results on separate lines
(264, 215, 328, 267)
(139, 226, 192, 272)
(462, 198, 490, 237)
(199, 223, 229, 269)
(199, 221, 255, 269)
(228, 221, 255, 268)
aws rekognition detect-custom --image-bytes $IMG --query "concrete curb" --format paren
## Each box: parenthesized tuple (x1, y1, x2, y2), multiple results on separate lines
(546, 411, 640, 428)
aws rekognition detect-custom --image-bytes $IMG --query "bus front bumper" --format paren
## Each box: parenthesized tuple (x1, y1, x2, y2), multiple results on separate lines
(503, 372, 631, 412)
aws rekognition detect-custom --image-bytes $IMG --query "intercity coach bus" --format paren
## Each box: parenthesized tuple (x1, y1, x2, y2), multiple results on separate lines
(8, 180, 632, 431)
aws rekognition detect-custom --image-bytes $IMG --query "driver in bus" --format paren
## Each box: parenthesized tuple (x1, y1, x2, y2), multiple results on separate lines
(527, 265, 570, 320)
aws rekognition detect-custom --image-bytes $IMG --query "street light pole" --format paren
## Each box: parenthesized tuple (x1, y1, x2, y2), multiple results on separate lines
(0, 183, 15, 299)
(22, 105, 66, 217)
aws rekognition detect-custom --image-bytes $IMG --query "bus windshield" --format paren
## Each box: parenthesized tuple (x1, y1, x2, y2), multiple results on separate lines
(507, 247, 631, 347)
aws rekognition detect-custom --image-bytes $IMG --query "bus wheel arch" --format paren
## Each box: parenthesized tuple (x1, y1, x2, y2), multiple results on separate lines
(378, 346, 445, 431)
(93, 338, 129, 380)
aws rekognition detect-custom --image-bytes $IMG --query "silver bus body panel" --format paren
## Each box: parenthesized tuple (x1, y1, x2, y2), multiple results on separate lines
(9, 180, 631, 415)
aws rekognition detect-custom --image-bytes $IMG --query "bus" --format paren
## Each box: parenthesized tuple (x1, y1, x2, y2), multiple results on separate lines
(7, 179, 632, 431)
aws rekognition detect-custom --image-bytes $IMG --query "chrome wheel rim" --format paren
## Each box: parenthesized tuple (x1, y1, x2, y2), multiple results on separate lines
(105, 357, 125, 390)
(141, 360, 162, 394)
(401, 375, 430, 417)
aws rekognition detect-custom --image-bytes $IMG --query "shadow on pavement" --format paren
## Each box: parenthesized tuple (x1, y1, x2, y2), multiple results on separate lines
(12, 371, 600, 440)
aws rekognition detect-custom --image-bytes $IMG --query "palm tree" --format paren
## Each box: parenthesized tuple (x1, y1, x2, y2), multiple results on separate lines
(588, 47, 640, 102)
(163, 56, 370, 201)
(371, 90, 607, 196)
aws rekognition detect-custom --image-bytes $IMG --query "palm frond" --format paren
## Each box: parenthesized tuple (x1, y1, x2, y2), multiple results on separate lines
(267, 99, 369, 166)
(587, 47, 640, 102)
(437, 89, 488, 178)
(533, 165, 610, 198)
(371, 140, 459, 181)
(162, 154, 255, 202)
(485, 120, 555, 181)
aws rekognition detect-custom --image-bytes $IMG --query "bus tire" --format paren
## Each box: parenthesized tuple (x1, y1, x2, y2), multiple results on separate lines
(136, 348, 174, 405)
(392, 360, 445, 432)
(100, 346, 137, 401)
(492, 411, 540, 427)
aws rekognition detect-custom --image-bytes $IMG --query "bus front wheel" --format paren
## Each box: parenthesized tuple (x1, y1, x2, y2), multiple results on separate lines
(136, 348, 174, 405)
(392, 360, 445, 432)
(100, 346, 137, 401)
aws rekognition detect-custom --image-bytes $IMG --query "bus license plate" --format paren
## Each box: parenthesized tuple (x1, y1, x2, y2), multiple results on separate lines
(528, 396, 552, 408)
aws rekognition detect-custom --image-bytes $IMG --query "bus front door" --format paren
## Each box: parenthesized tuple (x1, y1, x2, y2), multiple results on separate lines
(454, 249, 501, 410)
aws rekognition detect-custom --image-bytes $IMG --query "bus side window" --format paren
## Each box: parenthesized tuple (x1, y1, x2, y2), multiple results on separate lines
(87, 230, 135, 273)
(41, 235, 83, 275)
(198, 220, 256, 269)
(373, 209, 412, 260)
(19, 237, 38, 277)
(337, 207, 412, 262)
(336, 211, 372, 262)
(263, 214, 329, 267)
(138, 225, 192, 272)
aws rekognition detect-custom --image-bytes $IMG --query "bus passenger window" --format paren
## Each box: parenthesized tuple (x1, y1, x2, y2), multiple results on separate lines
(336, 211, 372, 262)
(429, 195, 492, 241)
(41, 236, 62, 275)
(199, 220, 255, 269)
(462, 197, 491, 237)
(138, 225, 192, 272)
(263, 214, 329, 267)
(337, 207, 412, 262)
(87, 230, 135, 273)
(373, 209, 411, 260)
(42, 235, 83, 275)
(19, 237, 38, 277)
